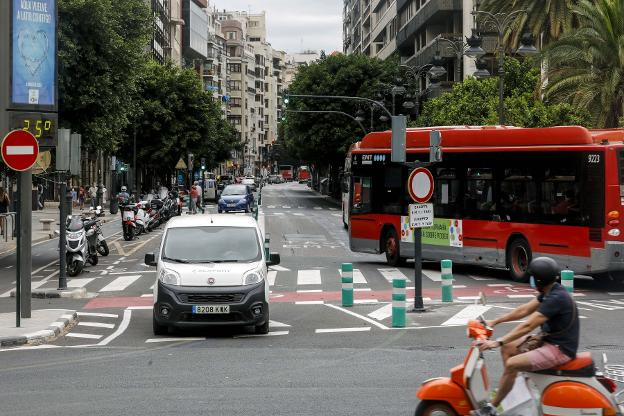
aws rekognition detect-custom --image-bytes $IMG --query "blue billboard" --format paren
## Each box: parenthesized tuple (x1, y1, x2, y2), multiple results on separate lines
(12, 0, 56, 107)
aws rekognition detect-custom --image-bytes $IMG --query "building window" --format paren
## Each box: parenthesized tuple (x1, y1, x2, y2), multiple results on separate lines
(227, 63, 241, 73)
(249, 37, 261, 42)
(227, 31, 237, 40)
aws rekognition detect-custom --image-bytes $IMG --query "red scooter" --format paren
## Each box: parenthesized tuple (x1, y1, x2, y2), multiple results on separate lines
(414, 319, 623, 415)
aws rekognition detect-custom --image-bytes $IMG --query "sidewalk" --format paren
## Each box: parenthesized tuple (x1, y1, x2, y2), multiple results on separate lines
(0, 202, 119, 258)
(0, 308, 78, 348)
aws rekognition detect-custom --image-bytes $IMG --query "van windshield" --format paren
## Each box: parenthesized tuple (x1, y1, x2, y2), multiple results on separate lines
(162, 226, 261, 263)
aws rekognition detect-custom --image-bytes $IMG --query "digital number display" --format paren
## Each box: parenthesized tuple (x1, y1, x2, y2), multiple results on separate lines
(8, 112, 58, 147)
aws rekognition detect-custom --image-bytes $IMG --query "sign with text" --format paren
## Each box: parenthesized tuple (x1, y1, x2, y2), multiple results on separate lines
(421, 218, 463, 247)
(11, 0, 57, 107)
(409, 203, 433, 229)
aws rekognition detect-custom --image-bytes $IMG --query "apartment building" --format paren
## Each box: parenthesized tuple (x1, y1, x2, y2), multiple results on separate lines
(148, 0, 184, 65)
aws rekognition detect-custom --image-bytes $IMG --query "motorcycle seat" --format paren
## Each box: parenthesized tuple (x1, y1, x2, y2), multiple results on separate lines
(532, 352, 595, 377)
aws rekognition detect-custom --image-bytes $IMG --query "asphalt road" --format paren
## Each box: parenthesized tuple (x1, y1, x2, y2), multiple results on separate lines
(1, 182, 623, 416)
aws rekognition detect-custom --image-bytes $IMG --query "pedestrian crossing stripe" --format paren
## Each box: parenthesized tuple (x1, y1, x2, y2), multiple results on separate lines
(378, 268, 410, 282)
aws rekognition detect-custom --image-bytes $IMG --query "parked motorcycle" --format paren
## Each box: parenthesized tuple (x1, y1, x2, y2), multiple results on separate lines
(84, 209, 109, 256)
(414, 317, 624, 415)
(65, 216, 98, 276)
(121, 204, 137, 241)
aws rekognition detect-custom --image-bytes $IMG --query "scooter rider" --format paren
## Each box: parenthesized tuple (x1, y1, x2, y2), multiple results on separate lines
(475, 257, 579, 415)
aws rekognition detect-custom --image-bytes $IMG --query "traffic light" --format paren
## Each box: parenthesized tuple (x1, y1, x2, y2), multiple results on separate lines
(201, 157, 206, 170)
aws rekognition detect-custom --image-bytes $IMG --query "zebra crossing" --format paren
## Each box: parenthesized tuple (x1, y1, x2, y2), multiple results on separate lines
(264, 205, 338, 211)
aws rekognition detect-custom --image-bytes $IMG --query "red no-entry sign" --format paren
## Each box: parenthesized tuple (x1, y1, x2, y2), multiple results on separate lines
(407, 167, 434, 203)
(1, 130, 39, 171)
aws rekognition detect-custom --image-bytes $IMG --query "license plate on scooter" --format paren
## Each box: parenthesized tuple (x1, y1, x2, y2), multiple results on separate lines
(123, 212, 133, 221)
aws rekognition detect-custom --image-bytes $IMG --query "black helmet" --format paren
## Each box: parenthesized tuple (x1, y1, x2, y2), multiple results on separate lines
(529, 257, 560, 288)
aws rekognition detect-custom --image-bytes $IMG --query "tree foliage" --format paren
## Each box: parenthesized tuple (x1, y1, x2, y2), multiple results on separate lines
(58, 0, 152, 151)
(118, 61, 240, 181)
(283, 53, 399, 168)
(543, 0, 624, 128)
(416, 58, 588, 127)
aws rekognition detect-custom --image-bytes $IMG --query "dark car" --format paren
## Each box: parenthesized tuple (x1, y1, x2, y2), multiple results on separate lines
(218, 184, 254, 213)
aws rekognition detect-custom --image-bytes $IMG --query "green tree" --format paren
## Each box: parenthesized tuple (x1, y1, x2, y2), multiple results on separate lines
(543, 0, 624, 128)
(480, 0, 585, 47)
(58, 0, 152, 151)
(416, 58, 588, 127)
(120, 61, 240, 186)
(283, 53, 399, 170)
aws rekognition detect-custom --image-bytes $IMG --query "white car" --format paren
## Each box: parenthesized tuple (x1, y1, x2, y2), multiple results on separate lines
(241, 177, 256, 191)
(144, 214, 280, 335)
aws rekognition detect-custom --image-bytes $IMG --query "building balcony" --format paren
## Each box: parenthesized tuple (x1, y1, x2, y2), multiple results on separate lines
(396, 0, 462, 53)
(401, 32, 461, 69)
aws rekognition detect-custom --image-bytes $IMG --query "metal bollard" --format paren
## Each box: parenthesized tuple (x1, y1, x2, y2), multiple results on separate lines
(341, 263, 354, 307)
(264, 233, 271, 259)
(392, 278, 406, 327)
(258, 190, 262, 206)
(441, 259, 453, 302)
(561, 269, 574, 293)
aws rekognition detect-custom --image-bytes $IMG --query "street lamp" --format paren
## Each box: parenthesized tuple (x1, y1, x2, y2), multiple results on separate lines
(470, 8, 538, 124)
(287, 109, 367, 136)
(400, 64, 434, 116)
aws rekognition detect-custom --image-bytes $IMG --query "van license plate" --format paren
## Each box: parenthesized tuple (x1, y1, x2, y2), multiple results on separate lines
(192, 305, 230, 314)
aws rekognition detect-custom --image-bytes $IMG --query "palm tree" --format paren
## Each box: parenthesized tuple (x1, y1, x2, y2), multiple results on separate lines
(543, 0, 624, 128)
(479, 0, 582, 48)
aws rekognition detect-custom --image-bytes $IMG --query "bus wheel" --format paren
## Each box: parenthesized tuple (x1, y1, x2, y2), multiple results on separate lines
(384, 228, 405, 267)
(507, 238, 532, 283)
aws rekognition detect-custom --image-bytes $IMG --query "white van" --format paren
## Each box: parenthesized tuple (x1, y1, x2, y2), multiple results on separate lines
(203, 179, 216, 201)
(144, 214, 280, 335)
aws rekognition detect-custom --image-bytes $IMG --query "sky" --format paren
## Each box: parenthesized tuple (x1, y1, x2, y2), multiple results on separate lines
(210, 0, 343, 54)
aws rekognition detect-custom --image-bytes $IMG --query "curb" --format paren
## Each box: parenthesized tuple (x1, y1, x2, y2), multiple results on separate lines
(0, 311, 78, 348)
(10, 287, 88, 299)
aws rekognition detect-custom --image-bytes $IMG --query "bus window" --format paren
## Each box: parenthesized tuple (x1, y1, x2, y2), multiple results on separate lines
(465, 168, 494, 219)
(433, 168, 459, 217)
(352, 176, 372, 213)
(499, 168, 536, 221)
(541, 167, 580, 224)
(382, 167, 403, 214)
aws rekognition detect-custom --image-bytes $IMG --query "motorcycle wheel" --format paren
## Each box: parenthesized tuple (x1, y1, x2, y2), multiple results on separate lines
(414, 401, 458, 416)
(88, 254, 98, 266)
(97, 240, 109, 256)
(67, 260, 83, 277)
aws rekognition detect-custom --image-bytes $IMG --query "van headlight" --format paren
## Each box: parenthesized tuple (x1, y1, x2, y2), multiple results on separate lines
(244, 270, 263, 285)
(159, 268, 181, 286)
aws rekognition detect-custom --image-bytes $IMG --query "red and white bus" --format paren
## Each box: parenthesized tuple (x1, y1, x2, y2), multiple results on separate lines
(297, 165, 311, 183)
(279, 165, 293, 181)
(346, 125, 624, 282)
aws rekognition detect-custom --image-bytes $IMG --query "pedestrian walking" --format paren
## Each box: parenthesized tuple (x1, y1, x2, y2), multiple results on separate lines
(71, 187, 78, 208)
(194, 181, 203, 213)
(89, 183, 97, 208)
(78, 186, 85, 209)
(0, 188, 9, 236)
(190, 184, 199, 214)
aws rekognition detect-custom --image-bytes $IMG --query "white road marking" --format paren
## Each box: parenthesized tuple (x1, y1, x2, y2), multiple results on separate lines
(453, 285, 467, 288)
(77, 312, 118, 318)
(98, 309, 132, 345)
(99, 275, 141, 292)
(297, 269, 321, 285)
(5, 265, 13, 269)
(353, 299, 378, 304)
(442, 305, 492, 326)
(295, 300, 324, 305)
(328, 207, 338, 211)
(354, 288, 372, 292)
(297, 289, 322, 293)
(378, 268, 410, 282)
(267, 205, 276, 208)
(292, 213, 304, 216)
(67, 278, 94, 288)
(457, 296, 482, 300)
(0, 344, 62, 352)
(325, 304, 389, 330)
(145, 337, 205, 343)
(282, 206, 291, 209)
(269, 265, 290, 272)
(66, 332, 103, 340)
(315, 327, 371, 333)
(269, 320, 291, 328)
(331, 213, 341, 217)
(422, 270, 442, 282)
(608, 292, 624, 296)
(78, 322, 115, 329)
(235, 331, 289, 338)
(140, 294, 153, 298)
(313, 207, 322, 210)
(108, 270, 156, 275)
(487, 283, 512, 287)
(507, 294, 535, 299)
(267, 270, 277, 286)
(470, 275, 495, 281)
(273, 212, 285, 216)
(339, 268, 367, 284)
(368, 304, 393, 320)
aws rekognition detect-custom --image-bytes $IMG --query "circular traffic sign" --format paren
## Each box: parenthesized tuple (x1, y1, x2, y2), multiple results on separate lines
(407, 167, 434, 203)
(1, 130, 39, 172)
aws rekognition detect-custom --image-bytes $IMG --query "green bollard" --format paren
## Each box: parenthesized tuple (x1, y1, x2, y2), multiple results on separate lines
(561, 269, 574, 293)
(341, 263, 354, 307)
(441, 259, 453, 302)
(392, 278, 406, 327)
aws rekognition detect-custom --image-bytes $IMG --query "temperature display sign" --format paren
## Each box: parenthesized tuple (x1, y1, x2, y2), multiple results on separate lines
(8, 112, 57, 147)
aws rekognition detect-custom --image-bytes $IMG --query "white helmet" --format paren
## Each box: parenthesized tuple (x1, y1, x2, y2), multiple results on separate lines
(121, 186, 127, 192)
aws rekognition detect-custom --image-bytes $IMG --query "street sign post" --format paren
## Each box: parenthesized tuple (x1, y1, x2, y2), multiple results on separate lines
(2, 130, 39, 327)
(407, 167, 434, 312)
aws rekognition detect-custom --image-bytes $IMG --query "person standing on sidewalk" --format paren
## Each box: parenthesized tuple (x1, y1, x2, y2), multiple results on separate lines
(0, 188, 9, 236)
(78, 186, 86, 209)
(190, 184, 199, 214)
(71, 187, 77, 208)
(194, 181, 203, 213)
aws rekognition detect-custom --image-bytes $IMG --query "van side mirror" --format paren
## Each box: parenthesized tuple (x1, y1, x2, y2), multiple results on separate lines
(144, 252, 157, 266)
(266, 252, 280, 266)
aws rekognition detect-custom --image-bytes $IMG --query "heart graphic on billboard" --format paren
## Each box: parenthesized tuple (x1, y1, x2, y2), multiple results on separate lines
(17, 30, 49, 76)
